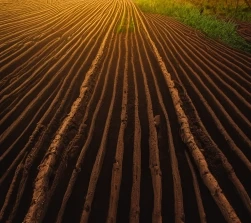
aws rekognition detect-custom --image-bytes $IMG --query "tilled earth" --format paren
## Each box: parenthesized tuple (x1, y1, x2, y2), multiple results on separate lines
(0, 0, 251, 222)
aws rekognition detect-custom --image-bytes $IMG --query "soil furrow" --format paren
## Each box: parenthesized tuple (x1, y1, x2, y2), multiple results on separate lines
(22, 1, 119, 222)
(143, 14, 251, 170)
(107, 3, 129, 222)
(1, 0, 251, 222)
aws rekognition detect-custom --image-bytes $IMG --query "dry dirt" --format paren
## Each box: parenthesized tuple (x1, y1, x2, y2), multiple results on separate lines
(0, 0, 251, 222)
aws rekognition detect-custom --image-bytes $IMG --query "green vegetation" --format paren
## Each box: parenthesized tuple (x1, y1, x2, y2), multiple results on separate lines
(116, 12, 135, 33)
(134, 0, 251, 52)
(189, 0, 251, 21)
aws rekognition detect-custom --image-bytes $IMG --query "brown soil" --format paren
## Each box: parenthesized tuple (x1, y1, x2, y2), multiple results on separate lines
(237, 21, 251, 43)
(0, 0, 251, 222)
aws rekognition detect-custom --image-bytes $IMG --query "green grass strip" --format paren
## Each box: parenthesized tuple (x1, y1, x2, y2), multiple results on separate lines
(134, 0, 251, 53)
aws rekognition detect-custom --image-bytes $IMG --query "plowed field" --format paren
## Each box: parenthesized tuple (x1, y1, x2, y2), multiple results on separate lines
(1, 0, 251, 222)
